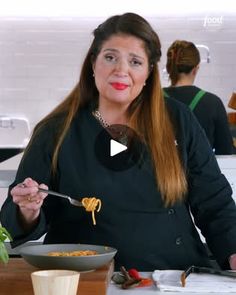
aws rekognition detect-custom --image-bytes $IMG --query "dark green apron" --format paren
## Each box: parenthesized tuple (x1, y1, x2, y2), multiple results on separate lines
(163, 89, 206, 111)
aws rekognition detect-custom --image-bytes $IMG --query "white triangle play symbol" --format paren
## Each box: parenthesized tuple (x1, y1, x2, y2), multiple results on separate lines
(110, 139, 127, 157)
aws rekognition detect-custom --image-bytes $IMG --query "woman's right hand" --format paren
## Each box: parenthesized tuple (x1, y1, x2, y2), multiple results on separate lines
(10, 177, 48, 229)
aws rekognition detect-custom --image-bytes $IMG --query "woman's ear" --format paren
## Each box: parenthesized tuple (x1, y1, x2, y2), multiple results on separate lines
(149, 64, 154, 73)
(192, 64, 200, 77)
(145, 64, 153, 81)
(92, 63, 95, 75)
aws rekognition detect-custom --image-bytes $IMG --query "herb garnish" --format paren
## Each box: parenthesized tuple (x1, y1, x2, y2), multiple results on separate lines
(0, 226, 12, 264)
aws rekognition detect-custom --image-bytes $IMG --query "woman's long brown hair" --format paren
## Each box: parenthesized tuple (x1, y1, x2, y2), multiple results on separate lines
(27, 13, 187, 206)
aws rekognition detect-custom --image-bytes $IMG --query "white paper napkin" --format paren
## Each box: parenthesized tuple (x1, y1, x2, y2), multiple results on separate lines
(152, 270, 236, 292)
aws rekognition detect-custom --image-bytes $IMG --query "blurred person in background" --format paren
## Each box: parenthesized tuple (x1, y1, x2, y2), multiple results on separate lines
(164, 40, 234, 155)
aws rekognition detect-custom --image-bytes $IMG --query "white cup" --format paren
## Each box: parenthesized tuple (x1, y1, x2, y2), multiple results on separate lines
(31, 270, 80, 295)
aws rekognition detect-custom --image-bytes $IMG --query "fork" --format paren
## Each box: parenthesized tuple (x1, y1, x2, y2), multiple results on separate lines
(38, 188, 83, 207)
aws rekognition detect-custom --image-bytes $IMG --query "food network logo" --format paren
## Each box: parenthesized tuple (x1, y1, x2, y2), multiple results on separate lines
(203, 15, 224, 27)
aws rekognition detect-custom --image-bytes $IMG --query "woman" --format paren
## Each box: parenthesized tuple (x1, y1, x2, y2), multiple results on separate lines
(164, 40, 234, 155)
(1, 13, 236, 271)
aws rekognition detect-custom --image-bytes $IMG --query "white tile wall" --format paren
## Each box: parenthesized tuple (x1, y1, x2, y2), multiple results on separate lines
(0, 14, 236, 132)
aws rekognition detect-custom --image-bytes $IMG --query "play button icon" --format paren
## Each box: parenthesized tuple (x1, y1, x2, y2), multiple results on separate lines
(110, 139, 127, 157)
(94, 124, 144, 171)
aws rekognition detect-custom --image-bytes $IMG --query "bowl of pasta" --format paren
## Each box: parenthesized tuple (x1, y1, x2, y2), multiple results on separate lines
(19, 244, 117, 271)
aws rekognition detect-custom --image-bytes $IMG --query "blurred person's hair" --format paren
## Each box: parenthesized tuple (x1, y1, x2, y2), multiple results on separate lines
(166, 40, 200, 86)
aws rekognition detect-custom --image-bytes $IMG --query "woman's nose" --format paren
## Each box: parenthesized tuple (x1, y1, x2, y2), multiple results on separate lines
(114, 59, 129, 74)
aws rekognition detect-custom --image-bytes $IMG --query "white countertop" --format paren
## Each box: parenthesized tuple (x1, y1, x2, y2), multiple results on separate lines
(0, 153, 22, 188)
(107, 276, 236, 295)
(0, 170, 16, 188)
(108, 285, 236, 294)
(107, 287, 236, 294)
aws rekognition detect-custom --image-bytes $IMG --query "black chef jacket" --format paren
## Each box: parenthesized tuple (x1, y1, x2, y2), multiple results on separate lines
(1, 97, 236, 271)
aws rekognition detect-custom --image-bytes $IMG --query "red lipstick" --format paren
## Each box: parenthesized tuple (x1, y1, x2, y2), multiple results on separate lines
(111, 82, 128, 90)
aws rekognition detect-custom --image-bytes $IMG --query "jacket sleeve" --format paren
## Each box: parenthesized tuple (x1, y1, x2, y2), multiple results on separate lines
(213, 97, 234, 155)
(0, 123, 56, 247)
(185, 110, 236, 268)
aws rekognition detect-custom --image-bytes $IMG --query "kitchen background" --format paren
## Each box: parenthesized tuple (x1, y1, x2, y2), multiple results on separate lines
(0, 1, 236, 209)
(0, 15, 236, 131)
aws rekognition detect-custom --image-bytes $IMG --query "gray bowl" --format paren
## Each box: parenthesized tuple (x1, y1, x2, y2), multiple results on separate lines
(19, 244, 117, 271)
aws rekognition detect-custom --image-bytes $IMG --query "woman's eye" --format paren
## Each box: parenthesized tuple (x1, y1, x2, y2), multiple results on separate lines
(105, 55, 116, 62)
(130, 59, 142, 66)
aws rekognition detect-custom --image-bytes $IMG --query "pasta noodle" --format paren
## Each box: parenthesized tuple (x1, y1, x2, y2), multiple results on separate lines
(48, 250, 98, 256)
(81, 197, 102, 225)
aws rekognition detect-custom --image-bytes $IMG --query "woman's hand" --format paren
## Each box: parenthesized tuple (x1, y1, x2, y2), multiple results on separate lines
(10, 177, 48, 230)
(229, 254, 236, 270)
